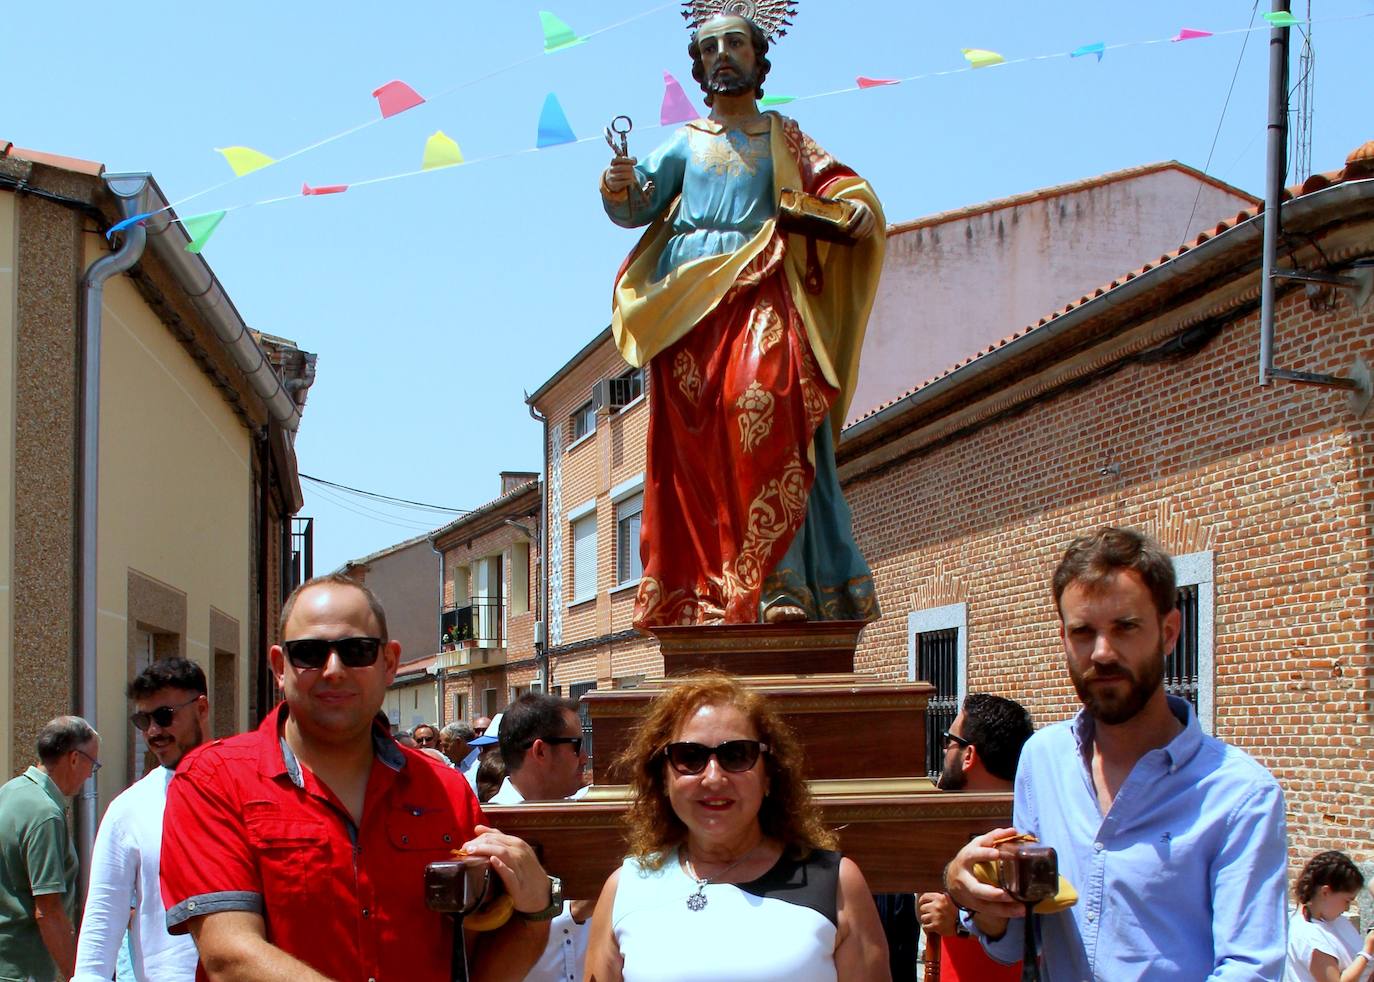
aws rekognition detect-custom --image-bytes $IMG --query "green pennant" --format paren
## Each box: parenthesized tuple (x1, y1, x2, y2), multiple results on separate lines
(1262, 10, 1300, 27)
(760, 94, 796, 106)
(182, 211, 227, 254)
(540, 11, 585, 53)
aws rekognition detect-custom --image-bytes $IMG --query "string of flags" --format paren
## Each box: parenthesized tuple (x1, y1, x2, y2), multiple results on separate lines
(105, 7, 1360, 255)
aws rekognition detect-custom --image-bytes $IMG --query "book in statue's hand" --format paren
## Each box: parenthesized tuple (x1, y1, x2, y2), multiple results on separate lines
(777, 188, 861, 244)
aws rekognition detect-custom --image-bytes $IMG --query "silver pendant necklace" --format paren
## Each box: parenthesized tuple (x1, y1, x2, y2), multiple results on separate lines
(683, 846, 757, 912)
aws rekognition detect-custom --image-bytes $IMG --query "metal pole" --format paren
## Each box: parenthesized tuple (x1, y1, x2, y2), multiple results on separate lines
(1258, 0, 1291, 386)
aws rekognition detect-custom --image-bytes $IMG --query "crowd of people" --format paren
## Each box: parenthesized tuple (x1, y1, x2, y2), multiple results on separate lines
(0, 525, 1365, 982)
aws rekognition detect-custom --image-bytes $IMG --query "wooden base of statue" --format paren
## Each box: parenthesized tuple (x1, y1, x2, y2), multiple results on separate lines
(487, 621, 1012, 899)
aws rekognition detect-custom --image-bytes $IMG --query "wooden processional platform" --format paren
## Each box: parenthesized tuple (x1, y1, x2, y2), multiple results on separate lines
(486, 621, 1011, 899)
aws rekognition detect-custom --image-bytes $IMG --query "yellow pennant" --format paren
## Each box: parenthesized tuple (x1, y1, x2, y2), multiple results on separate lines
(962, 48, 1005, 68)
(214, 146, 276, 177)
(422, 131, 464, 170)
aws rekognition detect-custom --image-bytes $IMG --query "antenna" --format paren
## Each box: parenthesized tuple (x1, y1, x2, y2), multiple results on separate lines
(1290, 0, 1315, 182)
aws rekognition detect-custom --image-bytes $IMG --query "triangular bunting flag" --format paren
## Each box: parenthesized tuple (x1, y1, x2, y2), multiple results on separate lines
(660, 72, 699, 125)
(1262, 11, 1299, 27)
(1171, 28, 1213, 41)
(760, 94, 795, 107)
(1070, 42, 1105, 62)
(540, 11, 585, 53)
(856, 76, 899, 88)
(182, 211, 226, 254)
(422, 131, 464, 170)
(302, 183, 349, 196)
(536, 94, 577, 148)
(372, 80, 425, 119)
(962, 48, 1005, 68)
(214, 146, 275, 177)
(105, 211, 157, 240)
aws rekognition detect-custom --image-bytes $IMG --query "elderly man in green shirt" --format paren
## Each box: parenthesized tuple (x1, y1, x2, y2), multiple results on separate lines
(0, 716, 100, 982)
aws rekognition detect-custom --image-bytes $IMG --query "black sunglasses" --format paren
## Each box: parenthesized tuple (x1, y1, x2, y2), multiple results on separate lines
(283, 636, 383, 671)
(130, 695, 202, 732)
(528, 736, 583, 755)
(664, 739, 769, 775)
(942, 730, 972, 750)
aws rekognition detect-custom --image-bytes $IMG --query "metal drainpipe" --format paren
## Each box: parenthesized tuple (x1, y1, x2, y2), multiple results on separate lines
(430, 538, 446, 719)
(1258, 0, 1290, 385)
(76, 173, 152, 889)
(526, 398, 550, 692)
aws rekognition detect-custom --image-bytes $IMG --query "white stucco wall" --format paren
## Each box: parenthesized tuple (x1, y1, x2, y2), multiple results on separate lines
(849, 167, 1257, 423)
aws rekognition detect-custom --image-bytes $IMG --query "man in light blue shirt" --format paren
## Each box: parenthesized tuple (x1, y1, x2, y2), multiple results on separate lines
(945, 527, 1287, 980)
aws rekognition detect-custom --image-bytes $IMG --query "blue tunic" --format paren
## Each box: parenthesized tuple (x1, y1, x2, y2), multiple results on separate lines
(605, 121, 776, 281)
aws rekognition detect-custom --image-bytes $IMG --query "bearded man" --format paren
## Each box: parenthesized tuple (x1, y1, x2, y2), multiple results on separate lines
(943, 527, 1288, 981)
(74, 657, 210, 981)
(601, 1, 884, 628)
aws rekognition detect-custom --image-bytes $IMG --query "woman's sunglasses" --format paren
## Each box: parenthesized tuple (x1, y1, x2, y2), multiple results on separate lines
(283, 636, 383, 671)
(663, 739, 769, 775)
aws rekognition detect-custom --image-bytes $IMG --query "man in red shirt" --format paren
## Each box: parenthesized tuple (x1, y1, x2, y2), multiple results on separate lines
(918, 694, 1033, 981)
(161, 574, 556, 980)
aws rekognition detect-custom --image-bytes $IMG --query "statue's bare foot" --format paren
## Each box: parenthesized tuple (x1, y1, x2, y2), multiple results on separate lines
(763, 603, 808, 624)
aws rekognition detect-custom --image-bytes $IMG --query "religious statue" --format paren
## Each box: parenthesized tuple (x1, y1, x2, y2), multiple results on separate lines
(601, 0, 886, 630)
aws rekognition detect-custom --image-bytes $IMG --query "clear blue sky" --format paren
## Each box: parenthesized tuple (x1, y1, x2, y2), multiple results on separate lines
(6, 1, 1370, 571)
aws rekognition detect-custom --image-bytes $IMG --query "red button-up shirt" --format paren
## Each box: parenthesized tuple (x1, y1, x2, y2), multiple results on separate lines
(161, 704, 485, 981)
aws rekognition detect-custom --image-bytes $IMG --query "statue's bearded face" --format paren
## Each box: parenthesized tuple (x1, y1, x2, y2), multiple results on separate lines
(696, 15, 758, 98)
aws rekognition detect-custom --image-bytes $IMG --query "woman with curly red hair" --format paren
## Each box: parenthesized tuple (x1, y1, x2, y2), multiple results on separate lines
(584, 672, 888, 981)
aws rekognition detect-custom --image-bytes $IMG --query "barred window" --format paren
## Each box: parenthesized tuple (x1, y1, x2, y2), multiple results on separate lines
(569, 680, 597, 763)
(918, 628, 960, 780)
(1165, 584, 1201, 714)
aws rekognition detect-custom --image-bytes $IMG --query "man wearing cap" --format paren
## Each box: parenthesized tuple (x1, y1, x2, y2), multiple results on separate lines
(0, 716, 100, 982)
(75, 657, 210, 981)
(161, 573, 558, 980)
(464, 713, 501, 790)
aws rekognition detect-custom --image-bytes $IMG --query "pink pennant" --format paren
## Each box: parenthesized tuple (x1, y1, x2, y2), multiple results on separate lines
(660, 72, 699, 126)
(302, 182, 349, 196)
(372, 80, 425, 119)
(1171, 28, 1213, 41)
(856, 76, 900, 88)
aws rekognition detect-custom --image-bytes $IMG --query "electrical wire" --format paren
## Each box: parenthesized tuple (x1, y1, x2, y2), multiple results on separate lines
(1179, 0, 1262, 247)
(300, 472, 471, 514)
(305, 481, 444, 533)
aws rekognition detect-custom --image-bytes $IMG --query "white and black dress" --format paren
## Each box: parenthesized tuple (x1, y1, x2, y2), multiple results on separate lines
(611, 848, 841, 982)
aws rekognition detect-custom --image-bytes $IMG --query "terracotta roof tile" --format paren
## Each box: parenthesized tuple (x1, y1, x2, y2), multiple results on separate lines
(0, 140, 104, 177)
(844, 140, 1373, 430)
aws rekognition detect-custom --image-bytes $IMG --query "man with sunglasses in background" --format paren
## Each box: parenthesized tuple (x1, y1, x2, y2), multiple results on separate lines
(915, 694, 1033, 982)
(0, 716, 100, 982)
(487, 693, 591, 981)
(161, 573, 556, 980)
(75, 658, 209, 981)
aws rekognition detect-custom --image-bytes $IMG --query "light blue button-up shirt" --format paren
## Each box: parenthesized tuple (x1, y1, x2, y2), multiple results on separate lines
(972, 696, 1288, 980)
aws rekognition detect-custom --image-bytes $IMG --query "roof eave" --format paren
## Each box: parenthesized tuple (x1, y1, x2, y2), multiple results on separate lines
(841, 178, 1374, 455)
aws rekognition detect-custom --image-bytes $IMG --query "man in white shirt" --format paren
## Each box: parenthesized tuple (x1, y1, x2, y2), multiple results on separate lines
(488, 694, 591, 981)
(74, 657, 210, 981)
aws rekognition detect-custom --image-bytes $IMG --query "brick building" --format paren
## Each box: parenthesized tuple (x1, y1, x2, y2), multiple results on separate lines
(429, 472, 542, 724)
(839, 142, 1374, 894)
(524, 148, 1373, 897)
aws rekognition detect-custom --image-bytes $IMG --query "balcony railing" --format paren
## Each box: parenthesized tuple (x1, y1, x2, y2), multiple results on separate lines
(441, 600, 506, 650)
